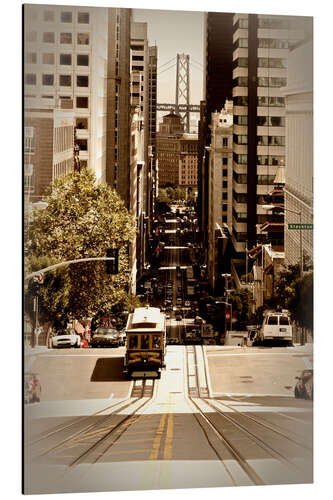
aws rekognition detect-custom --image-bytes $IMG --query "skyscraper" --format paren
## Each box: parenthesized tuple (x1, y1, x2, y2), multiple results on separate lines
(24, 5, 109, 182)
(232, 13, 311, 257)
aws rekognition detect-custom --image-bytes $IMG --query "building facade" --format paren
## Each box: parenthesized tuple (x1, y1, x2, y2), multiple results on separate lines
(156, 111, 185, 186)
(231, 13, 311, 258)
(206, 103, 233, 291)
(282, 39, 313, 267)
(24, 105, 75, 203)
(24, 4, 109, 183)
(106, 8, 132, 205)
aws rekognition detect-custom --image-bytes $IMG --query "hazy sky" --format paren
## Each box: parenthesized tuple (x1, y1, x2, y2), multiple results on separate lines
(133, 8, 204, 106)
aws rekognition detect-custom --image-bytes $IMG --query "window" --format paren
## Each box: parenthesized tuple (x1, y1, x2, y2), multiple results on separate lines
(132, 44, 144, 51)
(42, 74, 54, 85)
(43, 10, 54, 22)
(77, 33, 89, 45)
(77, 75, 89, 87)
(77, 54, 89, 66)
(234, 134, 248, 145)
(60, 33, 72, 44)
(78, 12, 90, 24)
(129, 335, 138, 349)
(26, 52, 37, 64)
(222, 192, 228, 200)
(141, 335, 149, 349)
(280, 316, 290, 325)
(25, 73, 36, 85)
(43, 32, 55, 43)
(60, 54, 72, 65)
(222, 204, 228, 212)
(222, 181, 228, 189)
(223, 169, 228, 177)
(234, 115, 248, 125)
(42, 53, 54, 64)
(132, 55, 144, 61)
(76, 139, 88, 151)
(133, 65, 144, 71)
(76, 96, 88, 108)
(223, 138, 228, 147)
(267, 316, 278, 325)
(233, 153, 248, 164)
(61, 11, 72, 23)
(59, 75, 71, 86)
(76, 118, 88, 129)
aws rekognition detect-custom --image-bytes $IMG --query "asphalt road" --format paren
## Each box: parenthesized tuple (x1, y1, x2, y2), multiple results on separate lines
(24, 343, 313, 494)
(24, 208, 313, 494)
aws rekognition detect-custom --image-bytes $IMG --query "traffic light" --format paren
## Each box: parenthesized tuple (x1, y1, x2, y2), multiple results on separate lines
(106, 248, 119, 274)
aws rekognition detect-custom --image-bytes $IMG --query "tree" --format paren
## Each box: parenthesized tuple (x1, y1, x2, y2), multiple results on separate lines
(287, 271, 313, 331)
(26, 169, 136, 324)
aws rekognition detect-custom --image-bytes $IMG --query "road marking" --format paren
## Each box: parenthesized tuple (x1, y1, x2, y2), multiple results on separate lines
(149, 413, 167, 460)
(164, 396, 174, 460)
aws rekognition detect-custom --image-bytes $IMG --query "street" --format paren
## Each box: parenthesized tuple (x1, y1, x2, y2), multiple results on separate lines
(24, 342, 313, 494)
(24, 204, 313, 494)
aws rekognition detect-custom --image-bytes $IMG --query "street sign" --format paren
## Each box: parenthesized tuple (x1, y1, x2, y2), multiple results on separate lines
(288, 223, 313, 230)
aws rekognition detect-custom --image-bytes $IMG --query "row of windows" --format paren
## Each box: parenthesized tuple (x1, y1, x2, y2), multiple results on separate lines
(26, 33, 89, 47)
(257, 135, 285, 146)
(233, 76, 287, 88)
(234, 38, 289, 50)
(234, 97, 285, 107)
(233, 172, 277, 184)
(25, 53, 89, 67)
(234, 57, 286, 69)
(28, 10, 90, 24)
(235, 17, 291, 30)
(27, 31, 90, 44)
(25, 74, 89, 87)
(233, 153, 284, 166)
(233, 134, 285, 146)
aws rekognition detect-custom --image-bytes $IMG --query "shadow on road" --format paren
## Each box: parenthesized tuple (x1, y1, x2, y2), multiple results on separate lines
(91, 357, 126, 382)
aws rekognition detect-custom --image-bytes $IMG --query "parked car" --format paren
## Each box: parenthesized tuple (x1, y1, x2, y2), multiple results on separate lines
(294, 369, 313, 400)
(24, 373, 41, 404)
(51, 329, 81, 348)
(90, 328, 121, 348)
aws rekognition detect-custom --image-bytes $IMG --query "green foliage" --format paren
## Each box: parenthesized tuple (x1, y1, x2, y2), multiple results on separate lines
(287, 271, 313, 330)
(26, 170, 136, 325)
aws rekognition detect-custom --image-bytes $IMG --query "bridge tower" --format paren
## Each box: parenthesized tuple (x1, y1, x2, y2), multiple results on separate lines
(175, 54, 190, 132)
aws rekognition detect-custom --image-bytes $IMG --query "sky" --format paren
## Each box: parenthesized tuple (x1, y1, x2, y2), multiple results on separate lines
(133, 8, 204, 106)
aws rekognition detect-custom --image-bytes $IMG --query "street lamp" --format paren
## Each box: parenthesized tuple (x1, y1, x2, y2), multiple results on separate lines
(262, 204, 303, 278)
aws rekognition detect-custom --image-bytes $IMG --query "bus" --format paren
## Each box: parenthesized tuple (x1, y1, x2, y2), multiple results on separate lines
(124, 306, 166, 379)
(257, 310, 293, 344)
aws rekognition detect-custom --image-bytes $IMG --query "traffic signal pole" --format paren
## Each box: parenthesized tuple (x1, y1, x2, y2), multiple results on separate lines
(25, 256, 117, 281)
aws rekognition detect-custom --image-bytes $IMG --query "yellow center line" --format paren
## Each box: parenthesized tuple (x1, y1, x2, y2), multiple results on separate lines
(163, 411, 174, 460)
(149, 413, 167, 460)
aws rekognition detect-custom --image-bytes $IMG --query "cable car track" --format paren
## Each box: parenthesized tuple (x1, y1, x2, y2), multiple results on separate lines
(185, 345, 311, 486)
(30, 379, 156, 463)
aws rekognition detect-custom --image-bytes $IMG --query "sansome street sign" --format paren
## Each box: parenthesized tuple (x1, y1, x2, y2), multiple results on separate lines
(288, 223, 313, 230)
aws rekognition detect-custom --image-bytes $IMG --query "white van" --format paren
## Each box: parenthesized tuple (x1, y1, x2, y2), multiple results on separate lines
(258, 311, 293, 344)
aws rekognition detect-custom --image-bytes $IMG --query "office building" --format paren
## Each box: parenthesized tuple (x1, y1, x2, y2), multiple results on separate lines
(282, 38, 313, 267)
(24, 4, 109, 183)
